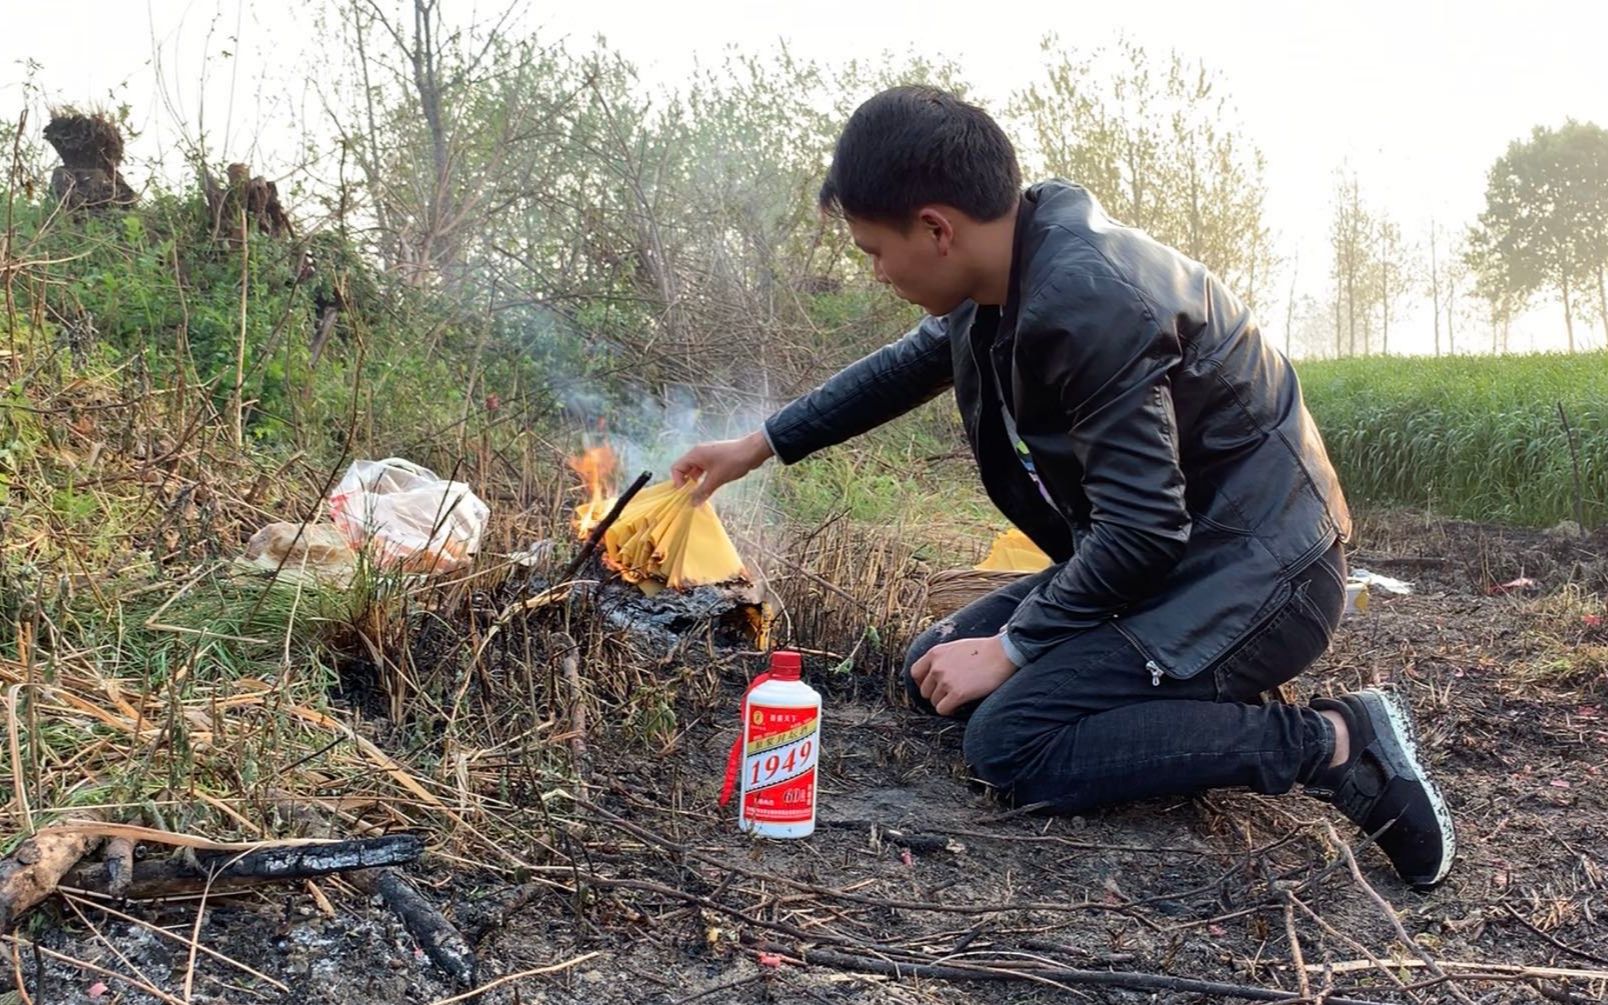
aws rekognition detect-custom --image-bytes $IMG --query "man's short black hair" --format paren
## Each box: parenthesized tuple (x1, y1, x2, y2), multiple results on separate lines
(819, 85, 1021, 226)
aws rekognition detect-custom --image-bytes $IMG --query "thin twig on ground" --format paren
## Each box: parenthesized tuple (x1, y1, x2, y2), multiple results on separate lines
(1284, 896, 1311, 1000)
(759, 940, 1394, 1005)
(421, 950, 602, 1005)
(1289, 894, 1419, 1000)
(1323, 821, 1479, 1005)
(1501, 902, 1608, 967)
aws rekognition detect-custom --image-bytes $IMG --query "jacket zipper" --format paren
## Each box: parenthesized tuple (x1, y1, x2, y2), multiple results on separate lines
(1112, 622, 1168, 686)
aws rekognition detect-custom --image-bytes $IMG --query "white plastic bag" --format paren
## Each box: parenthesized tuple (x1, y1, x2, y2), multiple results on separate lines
(236, 521, 358, 587)
(327, 458, 489, 574)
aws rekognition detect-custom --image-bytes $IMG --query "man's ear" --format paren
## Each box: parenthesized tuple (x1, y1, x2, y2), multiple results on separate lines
(916, 207, 956, 256)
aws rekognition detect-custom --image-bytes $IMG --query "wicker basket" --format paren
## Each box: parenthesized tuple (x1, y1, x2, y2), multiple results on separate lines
(922, 567, 1031, 619)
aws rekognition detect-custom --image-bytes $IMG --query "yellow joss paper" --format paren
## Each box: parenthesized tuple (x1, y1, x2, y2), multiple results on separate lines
(975, 527, 1052, 573)
(601, 480, 747, 588)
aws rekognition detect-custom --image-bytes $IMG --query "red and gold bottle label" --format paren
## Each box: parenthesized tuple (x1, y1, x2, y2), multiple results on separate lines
(741, 703, 819, 823)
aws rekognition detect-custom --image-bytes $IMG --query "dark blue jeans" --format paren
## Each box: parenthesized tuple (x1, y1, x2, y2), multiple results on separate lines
(904, 544, 1346, 813)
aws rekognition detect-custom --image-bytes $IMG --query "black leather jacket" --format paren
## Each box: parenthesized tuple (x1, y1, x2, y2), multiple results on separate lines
(764, 180, 1351, 680)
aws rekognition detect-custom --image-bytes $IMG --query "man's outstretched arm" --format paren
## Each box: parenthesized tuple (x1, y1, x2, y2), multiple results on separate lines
(673, 315, 953, 502)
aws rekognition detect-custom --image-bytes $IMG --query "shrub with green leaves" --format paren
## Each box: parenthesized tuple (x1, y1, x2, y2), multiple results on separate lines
(3, 184, 567, 471)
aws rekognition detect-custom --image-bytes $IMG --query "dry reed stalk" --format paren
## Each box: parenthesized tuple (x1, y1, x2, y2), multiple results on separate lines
(180, 872, 218, 1004)
(3, 683, 32, 834)
(232, 205, 248, 447)
(422, 951, 603, 1005)
(1308, 959, 1608, 982)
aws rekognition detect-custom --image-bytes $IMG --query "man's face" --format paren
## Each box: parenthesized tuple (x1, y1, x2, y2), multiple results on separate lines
(846, 210, 969, 316)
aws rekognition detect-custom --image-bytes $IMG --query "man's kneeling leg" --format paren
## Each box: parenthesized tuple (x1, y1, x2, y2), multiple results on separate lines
(955, 624, 1334, 812)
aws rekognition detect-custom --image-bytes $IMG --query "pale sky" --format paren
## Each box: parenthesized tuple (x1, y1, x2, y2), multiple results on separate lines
(5, 0, 1606, 355)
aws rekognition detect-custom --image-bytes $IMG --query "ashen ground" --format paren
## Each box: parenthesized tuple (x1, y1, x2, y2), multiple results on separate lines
(20, 513, 1608, 1004)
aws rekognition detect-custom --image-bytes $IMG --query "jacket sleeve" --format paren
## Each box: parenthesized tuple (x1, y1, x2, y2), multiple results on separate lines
(763, 314, 953, 464)
(1001, 275, 1190, 666)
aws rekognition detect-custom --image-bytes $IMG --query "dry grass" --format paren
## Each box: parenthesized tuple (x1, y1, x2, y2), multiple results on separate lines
(1515, 585, 1608, 692)
(0, 316, 944, 885)
(1, 287, 580, 867)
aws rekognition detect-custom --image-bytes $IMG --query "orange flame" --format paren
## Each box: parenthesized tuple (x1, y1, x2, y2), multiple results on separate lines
(569, 444, 619, 537)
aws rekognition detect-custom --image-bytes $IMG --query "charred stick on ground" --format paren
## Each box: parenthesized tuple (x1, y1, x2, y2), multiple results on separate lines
(65, 834, 424, 899)
(355, 867, 478, 987)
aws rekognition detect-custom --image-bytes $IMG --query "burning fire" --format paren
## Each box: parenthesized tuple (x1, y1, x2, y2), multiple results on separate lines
(569, 444, 619, 537)
(565, 439, 749, 591)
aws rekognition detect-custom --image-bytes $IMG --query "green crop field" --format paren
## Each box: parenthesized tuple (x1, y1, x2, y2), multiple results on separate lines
(1299, 351, 1607, 529)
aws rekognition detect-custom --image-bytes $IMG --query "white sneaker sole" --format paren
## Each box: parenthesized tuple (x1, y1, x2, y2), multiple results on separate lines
(1362, 687, 1457, 886)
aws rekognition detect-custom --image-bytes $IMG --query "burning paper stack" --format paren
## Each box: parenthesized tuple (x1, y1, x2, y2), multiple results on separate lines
(601, 481, 748, 590)
(569, 443, 749, 592)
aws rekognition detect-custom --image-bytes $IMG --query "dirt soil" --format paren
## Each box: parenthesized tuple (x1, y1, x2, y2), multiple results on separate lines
(15, 513, 1608, 1005)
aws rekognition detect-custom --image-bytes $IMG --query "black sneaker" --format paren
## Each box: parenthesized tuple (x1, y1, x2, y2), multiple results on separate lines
(1306, 688, 1456, 888)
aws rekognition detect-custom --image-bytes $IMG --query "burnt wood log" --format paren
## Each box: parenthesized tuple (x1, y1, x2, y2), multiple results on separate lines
(65, 833, 422, 899)
(355, 868, 477, 987)
(0, 815, 104, 931)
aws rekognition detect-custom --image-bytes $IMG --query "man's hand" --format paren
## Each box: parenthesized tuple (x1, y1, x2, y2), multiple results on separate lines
(670, 430, 774, 504)
(910, 634, 1018, 716)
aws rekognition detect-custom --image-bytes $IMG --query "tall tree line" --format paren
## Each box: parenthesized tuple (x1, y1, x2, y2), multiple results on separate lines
(1325, 172, 1420, 358)
(1323, 119, 1608, 359)
(313, 6, 1283, 397)
(1467, 120, 1608, 353)
(1012, 36, 1276, 309)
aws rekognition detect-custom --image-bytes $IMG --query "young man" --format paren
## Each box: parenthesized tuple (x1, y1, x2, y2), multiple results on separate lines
(672, 86, 1455, 887)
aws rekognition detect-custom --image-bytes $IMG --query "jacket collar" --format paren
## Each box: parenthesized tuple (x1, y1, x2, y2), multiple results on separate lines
(945, 186, 1044, 362)
(999, 188, 1040, 341)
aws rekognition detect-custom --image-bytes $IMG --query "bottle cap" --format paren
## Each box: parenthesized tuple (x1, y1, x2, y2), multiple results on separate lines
(768, 650, 802, 679)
